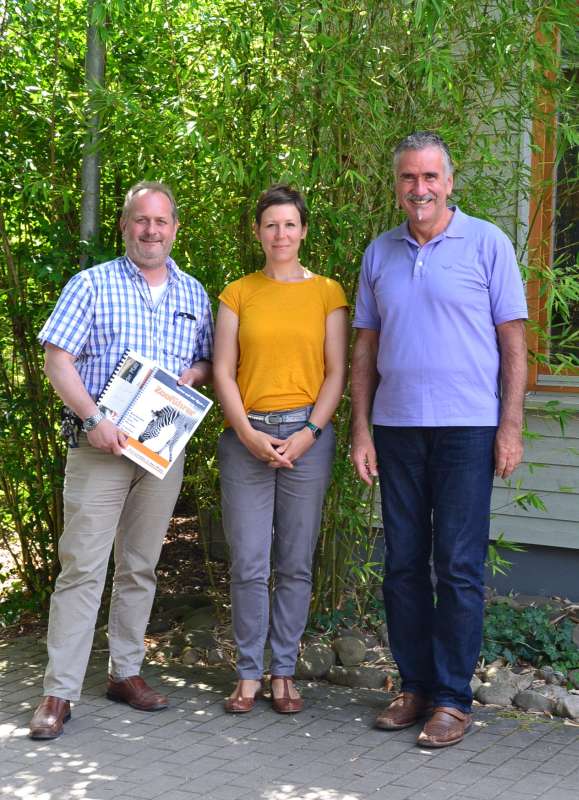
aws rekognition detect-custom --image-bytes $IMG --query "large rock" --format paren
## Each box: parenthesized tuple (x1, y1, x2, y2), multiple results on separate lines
(148, 618, 171, 634)
(295, 642, 335, 679)
(470, 675, 483, 694)
(334, 636, 366, 666)
(326, 664, 397, 690)
(573, 624, 579, 649)
(345, 667, 394, 690)
(181, 607, 219, 631)
(181, 647, 202, 666)
(555, 694, 579, 720)
(568, 669, 579, 689)
(476, 668, 534, 706)
(364, 646, 390, 664)
(514, 690, 556, 713)
(327, 665, 350, 686)
(183, 630, 218, 649)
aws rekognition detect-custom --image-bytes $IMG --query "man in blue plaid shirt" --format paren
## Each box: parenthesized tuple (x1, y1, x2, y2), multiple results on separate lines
(29, 182, 214, 740)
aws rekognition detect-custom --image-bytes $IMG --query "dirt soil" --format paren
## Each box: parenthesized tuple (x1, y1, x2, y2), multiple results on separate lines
(0, 515, 229, 642)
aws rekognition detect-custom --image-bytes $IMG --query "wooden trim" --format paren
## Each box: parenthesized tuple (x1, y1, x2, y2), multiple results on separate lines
(526, 27, 578, 393)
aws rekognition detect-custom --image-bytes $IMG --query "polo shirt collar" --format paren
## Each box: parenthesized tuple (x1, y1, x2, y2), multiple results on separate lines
(122, 255, 181, 283)
(391, 205, 467, 244)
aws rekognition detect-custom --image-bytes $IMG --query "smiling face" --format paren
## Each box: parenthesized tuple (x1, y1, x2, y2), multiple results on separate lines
(254, 203, 307, 266)
(395, 146, 454, 240)
(120, 190, 178, 272)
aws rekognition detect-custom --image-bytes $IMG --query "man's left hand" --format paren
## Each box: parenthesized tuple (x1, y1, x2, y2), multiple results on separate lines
(494, 422, 523, 479)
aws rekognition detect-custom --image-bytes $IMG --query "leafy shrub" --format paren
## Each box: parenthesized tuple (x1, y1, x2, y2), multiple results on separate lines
(481, 603, 579, 671)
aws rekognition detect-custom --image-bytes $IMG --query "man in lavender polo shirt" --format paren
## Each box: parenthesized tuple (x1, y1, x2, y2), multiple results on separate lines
(351, 132, 528, 748)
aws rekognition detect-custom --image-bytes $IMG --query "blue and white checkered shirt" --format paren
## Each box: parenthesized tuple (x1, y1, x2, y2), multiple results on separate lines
(39, 255, 214, 400)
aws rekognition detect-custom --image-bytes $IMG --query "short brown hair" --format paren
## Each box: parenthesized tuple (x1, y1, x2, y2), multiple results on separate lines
(255, 184, 308, 226)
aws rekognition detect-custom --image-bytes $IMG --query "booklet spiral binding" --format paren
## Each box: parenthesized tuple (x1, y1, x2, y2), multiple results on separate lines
(96, 349, 212, 479)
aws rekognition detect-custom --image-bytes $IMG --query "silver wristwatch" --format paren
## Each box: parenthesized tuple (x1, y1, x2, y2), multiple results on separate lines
(82, 411, 105, 432)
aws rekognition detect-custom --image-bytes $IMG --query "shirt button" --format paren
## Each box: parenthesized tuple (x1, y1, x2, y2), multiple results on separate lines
(418, 261, 423, 266)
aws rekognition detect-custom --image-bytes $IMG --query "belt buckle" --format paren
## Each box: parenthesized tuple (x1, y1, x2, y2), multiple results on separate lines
(263, 413, 283, 424)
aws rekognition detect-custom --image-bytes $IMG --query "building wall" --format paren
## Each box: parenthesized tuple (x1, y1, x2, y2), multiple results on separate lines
(490, 397, 579, 551)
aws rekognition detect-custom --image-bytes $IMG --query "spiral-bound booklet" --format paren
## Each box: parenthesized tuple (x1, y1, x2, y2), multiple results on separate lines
(97, 350, 212, 479)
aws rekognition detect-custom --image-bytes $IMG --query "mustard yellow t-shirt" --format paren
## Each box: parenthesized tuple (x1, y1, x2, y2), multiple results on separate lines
(219, 271, 348, 413)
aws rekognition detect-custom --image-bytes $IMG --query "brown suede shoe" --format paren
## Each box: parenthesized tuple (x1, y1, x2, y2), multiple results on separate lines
(375, 692, 432, 730)
(270, 676, 304, 714)
(224, 680, 264, 713)
(29, 696, 71, 740)
(417, 706, 472, 748)
(106, 675, 169, 711)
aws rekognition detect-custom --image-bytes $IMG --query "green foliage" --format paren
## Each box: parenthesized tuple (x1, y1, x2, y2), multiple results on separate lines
(0, 0, 577, 616)
(481, 603, 579, 671)
(486, 534, 526, 577)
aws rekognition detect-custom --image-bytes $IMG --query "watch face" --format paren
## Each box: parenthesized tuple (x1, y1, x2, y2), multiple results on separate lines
(83, 412, 104, 432)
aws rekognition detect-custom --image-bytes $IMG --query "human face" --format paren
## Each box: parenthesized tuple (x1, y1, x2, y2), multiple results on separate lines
(120, 190, 178, 271)
(254, 203, 307, 266)
(395, 146, 453, 239)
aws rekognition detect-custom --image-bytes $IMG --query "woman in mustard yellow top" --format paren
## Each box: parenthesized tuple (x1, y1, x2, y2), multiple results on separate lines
(214, 185, 348, 714)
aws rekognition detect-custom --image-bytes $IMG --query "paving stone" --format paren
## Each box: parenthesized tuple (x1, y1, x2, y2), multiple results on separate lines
(408, 782, 465, 799)
(509, 771, 565, 795)
(460, 775, 516, 798)
(517, 740, 567, 762)
(540, 790, 579, 800)
(535, 754, 579, 776)
(391, 765, 451, 789)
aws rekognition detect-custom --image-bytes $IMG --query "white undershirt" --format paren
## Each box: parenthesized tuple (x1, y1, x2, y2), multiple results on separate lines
(148, 280, 168, 306)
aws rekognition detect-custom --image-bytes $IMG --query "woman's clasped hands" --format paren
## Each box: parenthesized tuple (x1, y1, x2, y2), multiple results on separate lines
(239, 426, 315, 468)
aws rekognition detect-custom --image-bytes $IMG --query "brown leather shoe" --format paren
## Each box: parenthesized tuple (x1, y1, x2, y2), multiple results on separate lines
(270, 676, 304, 714)
(417, 706, 472, 748)
(29, 696, 71, 740)
(375, 692, 432, 730)
(106, 675, 168, 711)
(224, 680, 264, 713)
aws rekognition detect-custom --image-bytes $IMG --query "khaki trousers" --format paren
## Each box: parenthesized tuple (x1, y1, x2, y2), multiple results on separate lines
(43, 436, 184, 701)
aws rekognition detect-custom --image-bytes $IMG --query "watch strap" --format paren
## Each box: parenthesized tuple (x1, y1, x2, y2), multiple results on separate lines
(304, 421, 322, 440)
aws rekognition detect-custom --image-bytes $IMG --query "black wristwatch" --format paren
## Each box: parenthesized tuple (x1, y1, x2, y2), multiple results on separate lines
(304, 421, 322, 440)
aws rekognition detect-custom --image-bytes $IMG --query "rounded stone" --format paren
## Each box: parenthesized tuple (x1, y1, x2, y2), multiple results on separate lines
(326, 665, 350, 686)
(514, 690, 556, 713)
(181, 647, 202, 666)
(334, 636, 367, 666)
(295, 642, 336, 679)
(555, 694, 579, 721)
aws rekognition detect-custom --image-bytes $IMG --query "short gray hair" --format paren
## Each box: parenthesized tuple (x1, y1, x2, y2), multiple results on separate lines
(121, 181, 178, 222)
(393, 132, 454, 177)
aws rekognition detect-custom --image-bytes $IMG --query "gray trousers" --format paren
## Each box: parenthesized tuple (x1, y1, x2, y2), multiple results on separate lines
(44, 436, 184, 701)
(218, 417, 335, 679)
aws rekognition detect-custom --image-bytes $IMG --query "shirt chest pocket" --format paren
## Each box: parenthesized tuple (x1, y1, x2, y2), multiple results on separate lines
(163, 313, 197, 363)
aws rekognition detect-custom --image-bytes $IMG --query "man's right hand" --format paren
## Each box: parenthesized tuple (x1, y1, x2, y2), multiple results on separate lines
(351, 428, 379, 486)
(86, 418, 128, 455)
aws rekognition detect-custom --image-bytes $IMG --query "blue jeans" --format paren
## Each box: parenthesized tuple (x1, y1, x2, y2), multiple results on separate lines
(374, 426, 496, 713)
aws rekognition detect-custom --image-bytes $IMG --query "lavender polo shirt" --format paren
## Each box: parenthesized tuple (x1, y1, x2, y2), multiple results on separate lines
(353, 207, 528, 427)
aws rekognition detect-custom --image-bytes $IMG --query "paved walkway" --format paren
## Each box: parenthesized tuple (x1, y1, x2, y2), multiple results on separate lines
(1, 637, 579, 800)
